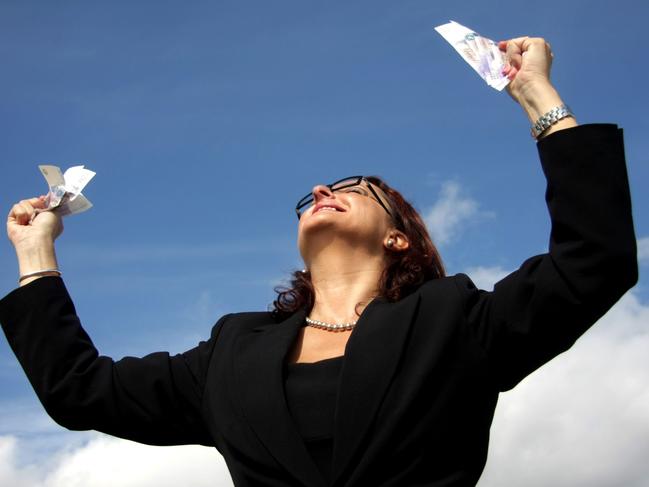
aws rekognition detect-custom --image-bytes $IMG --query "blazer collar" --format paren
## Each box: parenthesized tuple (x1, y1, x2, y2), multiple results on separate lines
(331, 293, 420, 485)
(233, 293, 420, 487)
(233, 308, 327, 487)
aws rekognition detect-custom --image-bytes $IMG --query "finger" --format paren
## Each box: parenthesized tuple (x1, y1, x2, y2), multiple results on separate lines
(33, 195, 48, 209)
(520, 37, 552, 57)
(522, 37, 554, 71)
(21, 197, 45, 208)
(8, 198, 43, 225)
(505, 66, 519, 81)
(8, 203, 31, 226)
(505, 37, 527, 70)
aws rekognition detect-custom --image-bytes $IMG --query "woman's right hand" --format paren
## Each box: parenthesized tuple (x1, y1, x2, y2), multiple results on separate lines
(7, 196, 63, 249)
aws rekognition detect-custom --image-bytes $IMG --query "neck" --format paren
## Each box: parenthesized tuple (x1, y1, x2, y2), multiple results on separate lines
(305, 242, 385, 323)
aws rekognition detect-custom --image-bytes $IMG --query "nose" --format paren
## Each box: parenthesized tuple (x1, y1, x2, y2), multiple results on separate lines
(312, 184, 334, 202)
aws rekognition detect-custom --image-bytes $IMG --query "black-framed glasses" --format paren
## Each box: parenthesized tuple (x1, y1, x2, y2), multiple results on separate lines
(295, 176, 393, 220)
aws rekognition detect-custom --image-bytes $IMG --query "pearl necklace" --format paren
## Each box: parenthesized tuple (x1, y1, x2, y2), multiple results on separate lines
(305, 316, 356, 332)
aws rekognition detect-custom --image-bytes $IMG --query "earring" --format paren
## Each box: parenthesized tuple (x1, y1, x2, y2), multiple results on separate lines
(387, 239, 394, 248)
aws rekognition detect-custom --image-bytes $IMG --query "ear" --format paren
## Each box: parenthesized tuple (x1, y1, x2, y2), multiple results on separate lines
(384, 231, 409, 252)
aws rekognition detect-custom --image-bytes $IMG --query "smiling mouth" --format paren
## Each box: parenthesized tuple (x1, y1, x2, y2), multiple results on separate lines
(314, 205, 345, 214)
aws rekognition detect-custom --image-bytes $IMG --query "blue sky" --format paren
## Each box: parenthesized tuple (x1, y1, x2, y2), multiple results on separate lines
(1, 1, 648, 486)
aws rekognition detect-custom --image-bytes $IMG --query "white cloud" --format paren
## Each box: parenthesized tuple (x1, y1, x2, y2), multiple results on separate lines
(0, 434, 233, 487)
(0, 436, 40, 487)
(479, 290, 649, 487)
(638, 236, 649, 265)
(463, 265, 511, 291)
(0, 403, 232, 486)
(423, 181, 491, 246)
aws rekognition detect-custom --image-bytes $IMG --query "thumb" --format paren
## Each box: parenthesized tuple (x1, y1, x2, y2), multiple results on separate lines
(500, 37, 528, 80)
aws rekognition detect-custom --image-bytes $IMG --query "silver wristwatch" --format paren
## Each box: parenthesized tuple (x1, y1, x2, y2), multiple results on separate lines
(531, 104, 574, 139)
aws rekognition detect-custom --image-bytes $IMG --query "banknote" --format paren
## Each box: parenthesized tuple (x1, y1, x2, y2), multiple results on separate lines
(434, 20, 510, 91)
(37, 165, 95, 217)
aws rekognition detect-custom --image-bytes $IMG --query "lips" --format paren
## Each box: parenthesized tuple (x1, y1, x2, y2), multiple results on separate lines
(313, 202, 346, 214)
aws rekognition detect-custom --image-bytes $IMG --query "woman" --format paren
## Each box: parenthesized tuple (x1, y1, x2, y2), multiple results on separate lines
(0, 37, 638, 486)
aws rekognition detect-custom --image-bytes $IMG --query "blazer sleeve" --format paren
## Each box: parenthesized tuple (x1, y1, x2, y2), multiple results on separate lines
(454, 124, 638, 391)
(0, 276, 224, 446)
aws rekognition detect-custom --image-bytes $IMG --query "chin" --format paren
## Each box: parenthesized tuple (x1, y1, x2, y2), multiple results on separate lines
(299, 213, 340, 234)
(298, 218, 336, 252)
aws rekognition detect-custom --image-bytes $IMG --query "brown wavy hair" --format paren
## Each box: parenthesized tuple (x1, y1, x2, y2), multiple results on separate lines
(272, 176, 445, 318)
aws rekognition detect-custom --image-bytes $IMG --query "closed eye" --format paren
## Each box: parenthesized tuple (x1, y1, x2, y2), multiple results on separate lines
(340, 188, 367, 195)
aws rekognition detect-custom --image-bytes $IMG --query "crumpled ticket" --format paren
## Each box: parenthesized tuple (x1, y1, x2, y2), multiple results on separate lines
(434, 20, 510, 91)
(37, 165, 96, 217)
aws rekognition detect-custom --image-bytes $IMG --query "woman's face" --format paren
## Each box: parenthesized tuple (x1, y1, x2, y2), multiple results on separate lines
(297, 180, 395, 261)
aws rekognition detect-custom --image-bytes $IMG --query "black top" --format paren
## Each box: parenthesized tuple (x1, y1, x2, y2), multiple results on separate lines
(284, 355, 344, 484)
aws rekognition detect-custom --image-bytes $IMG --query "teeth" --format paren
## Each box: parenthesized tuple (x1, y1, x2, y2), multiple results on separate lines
(319, 207, 338, 212)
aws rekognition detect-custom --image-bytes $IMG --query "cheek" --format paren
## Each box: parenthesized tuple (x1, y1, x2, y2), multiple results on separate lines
(355, 207, 391, 238)
(296, 219, 308, 250)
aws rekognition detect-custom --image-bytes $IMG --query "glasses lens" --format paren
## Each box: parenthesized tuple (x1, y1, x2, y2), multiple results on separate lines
(330, 177, 362, 191)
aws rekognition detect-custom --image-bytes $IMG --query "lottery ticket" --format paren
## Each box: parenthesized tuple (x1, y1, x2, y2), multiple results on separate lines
(37, 165, 95, 217)
(434, 20, 510, 91)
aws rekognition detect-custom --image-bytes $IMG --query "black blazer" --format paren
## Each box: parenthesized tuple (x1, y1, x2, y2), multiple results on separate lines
(0, 124, 638, 487)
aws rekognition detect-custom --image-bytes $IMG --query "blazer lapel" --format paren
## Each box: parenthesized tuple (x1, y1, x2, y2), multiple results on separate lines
(233, 309, 326, 487)
(331, 293, 421, 485)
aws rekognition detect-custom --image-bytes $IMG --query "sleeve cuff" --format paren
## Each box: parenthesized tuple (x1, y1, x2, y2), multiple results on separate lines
(0, 276, 71, 334)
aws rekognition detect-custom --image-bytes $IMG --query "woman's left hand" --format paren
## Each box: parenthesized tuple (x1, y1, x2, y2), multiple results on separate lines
(498, 37, 577, 136)
(498, 37, 554, 105)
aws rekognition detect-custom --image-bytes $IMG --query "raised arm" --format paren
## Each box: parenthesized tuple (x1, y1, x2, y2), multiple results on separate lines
(1, 198, 220, 446)
(455, 38, 638, 391)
